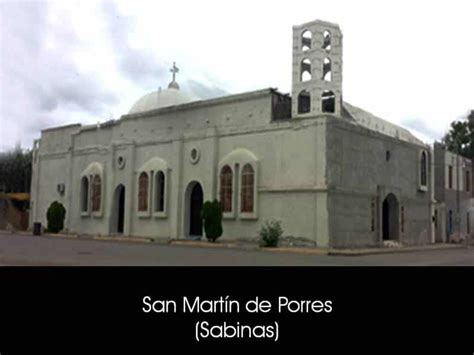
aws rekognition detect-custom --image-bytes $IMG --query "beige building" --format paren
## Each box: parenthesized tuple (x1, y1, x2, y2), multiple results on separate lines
(30, 19, 434, 248)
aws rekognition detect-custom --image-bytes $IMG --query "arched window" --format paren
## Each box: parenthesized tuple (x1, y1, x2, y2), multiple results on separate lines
(321, 90, 335, 113)
(220, 165, 233, 212)
(298, 90, 311, 114)
(81, 176, 89, 212)
(91, 174, 101, 212)
(323, 30, 331, 51)
(301, 30, 312, 51)
(138, 172, 149, 212)
(300, 58, 312, 82)
(241, 164, 255, 213)
(155, 171, 165, 212)
(322, 57, 332, 81)
(420, 151, 427, 187)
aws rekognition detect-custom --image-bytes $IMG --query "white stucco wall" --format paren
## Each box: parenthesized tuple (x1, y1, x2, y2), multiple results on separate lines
(31, 90, 332, 245)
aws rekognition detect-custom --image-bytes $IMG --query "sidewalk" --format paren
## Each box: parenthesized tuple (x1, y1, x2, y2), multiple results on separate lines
(327, 243, 465, 256)
(0, 229, 468, 256)
(161, 237, 468, 256)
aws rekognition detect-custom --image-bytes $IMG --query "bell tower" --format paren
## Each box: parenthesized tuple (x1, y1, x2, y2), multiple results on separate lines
(291, 20, 343, 118)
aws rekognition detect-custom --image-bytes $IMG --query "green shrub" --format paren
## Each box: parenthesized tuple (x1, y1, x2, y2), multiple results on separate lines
(46, 201, 66, 234)
(201, 199, 223, 242)
(259, 220, 283, 247)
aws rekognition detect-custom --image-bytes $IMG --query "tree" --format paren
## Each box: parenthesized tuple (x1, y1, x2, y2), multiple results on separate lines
(0, 147, 32, 193)
(200, 200, 223, 242)
(46, 201, 66, 233)
(441, 110, 474, 158)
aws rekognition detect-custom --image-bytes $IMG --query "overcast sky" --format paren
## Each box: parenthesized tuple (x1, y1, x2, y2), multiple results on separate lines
(0, 0, 473, 151)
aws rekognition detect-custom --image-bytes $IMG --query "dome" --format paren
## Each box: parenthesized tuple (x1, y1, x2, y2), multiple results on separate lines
(128, 87, 193, 115)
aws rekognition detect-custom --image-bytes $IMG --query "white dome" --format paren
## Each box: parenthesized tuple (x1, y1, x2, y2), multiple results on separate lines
(128, 87, 193, 114)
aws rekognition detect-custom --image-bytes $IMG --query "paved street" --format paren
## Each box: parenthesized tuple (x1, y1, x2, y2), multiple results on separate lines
(0, 232, 474, 265)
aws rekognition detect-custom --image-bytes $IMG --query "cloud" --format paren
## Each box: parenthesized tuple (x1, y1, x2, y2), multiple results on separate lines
(0, 1, 119, 150)
(400, 117, 444, 141)
(183, 80, 229, 100)
(3, 0, 471, 154)
(101, 1, 168, 88)
(35, 72, 118, 114)
(101, 1, 229, 98)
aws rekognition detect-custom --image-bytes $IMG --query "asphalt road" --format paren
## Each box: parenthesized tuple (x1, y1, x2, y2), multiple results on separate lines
(0, 233, 474, 266)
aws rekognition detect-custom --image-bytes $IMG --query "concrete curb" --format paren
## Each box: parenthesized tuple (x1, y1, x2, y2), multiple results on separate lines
(263, 247, 329, 255)
(0, 230, 155, 244)
(328, 244, 467, 256)
(45, 233, 78, 239)
(0, 230, 78, 239)
(158, 242, 469, 256)
(1, 230, 469, 256)
(92, 235, 154, 244)
(169, 240, 259, 251)
(0, 230, 31, 236)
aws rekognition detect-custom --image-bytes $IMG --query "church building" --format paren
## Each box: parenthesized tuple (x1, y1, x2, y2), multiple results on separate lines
(29, 19, 434, 248)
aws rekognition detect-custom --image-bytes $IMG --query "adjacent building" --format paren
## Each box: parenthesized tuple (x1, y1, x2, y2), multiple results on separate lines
(433, 143, 473, 242)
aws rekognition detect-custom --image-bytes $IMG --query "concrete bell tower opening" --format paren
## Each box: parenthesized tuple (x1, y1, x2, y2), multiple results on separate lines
(291, 20, 343, 118)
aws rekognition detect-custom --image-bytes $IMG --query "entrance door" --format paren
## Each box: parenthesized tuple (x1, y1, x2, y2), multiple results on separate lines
(117, 186, 125, 233)
(382, 193, 399, 241)
(448, 210, 453, 238)
(111, 184, 125, 234)
(382, 198, 390, 240)
(189, 183, 203, 237)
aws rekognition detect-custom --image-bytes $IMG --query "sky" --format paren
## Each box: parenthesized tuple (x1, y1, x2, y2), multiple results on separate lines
(0, 0, 473, 151)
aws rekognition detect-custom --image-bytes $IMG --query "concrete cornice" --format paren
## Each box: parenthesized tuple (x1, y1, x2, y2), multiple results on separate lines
(41, 123, 81, 133)
(328, 116, 431, 150)
(259, 185, 328, 193)
(61, 117, 327, 152)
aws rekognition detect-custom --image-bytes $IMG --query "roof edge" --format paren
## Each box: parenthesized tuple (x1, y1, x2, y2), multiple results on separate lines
(121, 88, 276, 120)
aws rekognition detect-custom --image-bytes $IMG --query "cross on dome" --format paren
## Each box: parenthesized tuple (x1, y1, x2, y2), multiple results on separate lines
(170, 62, 179, 81)
(168, 62, 180, 90)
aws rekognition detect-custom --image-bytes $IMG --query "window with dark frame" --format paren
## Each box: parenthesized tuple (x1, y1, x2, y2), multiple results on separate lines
(420, 151, 427, 187)
(241, 164, 254, 213)
(219, 165, 233, 213)
(81, 176, 89, 212)
(91, 174, 101, 212)
(155, 171, 165, 212)
(138, 172, 149, 212)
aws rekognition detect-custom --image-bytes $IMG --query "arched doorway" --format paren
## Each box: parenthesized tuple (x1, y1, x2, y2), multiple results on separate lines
(447, 210, 453, 239)
(111, 184, 125, 234)
(185, 181, 203, 238)
(382, 193, 399, 241)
